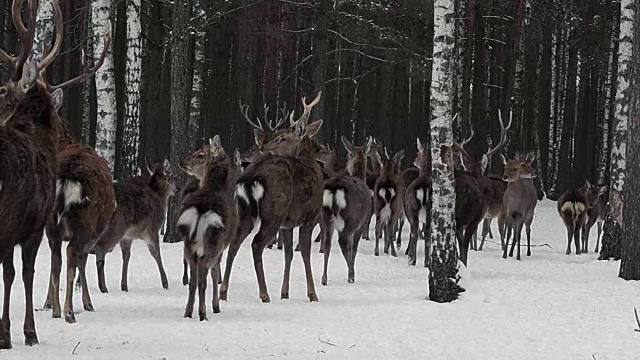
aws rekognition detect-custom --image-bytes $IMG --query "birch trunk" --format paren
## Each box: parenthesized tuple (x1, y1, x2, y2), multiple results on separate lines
(33, 0, 53, 60)
(92, 0, 117, 172)
(189, 29, 204, 147)
(428, 0, 463, 303)
(121, 0, 142, 177)
(600, 0, 634, 261)
(618, 0, 639, 279)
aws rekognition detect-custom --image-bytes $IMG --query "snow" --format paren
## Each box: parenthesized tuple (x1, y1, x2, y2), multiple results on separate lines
(5, 199, 640, 359)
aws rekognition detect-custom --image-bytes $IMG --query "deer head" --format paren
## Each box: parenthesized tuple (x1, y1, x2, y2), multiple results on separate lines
(501, 153, 536, 182)
(342, 136, 371, 178)
(314, 143, 334, 165)
(580, 180, 607, 208)
(146, 157, 178, 197)
(380, 147, 405, 177)
(180, 135, 226, 180)
(414, 138, 432, 174)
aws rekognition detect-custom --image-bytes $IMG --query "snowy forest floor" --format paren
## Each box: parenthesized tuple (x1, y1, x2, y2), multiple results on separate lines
(4, 199, 640, 359)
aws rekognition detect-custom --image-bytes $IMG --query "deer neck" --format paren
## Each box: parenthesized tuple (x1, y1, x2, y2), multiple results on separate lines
(55, 119, 77, 150)
(348, 157, 367, 181)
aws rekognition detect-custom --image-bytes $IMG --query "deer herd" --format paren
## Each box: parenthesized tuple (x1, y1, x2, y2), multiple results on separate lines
(0, 0, 610, 351)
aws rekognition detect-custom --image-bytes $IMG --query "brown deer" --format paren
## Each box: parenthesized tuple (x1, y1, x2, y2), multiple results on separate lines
(373, 148, 406, 257)
(404, 138, 432, 267)
(361, 136, 384, 241)
(0, 0, 61, 348)
(91, 158, 177, 293)
(31, 1, 115, 323)
(501, 153, 538, 260)
(557, 180, 606, 255)
(180, 146, 243, 286)
(582, 181, 607, 253)
(320, 136, 372, 285)
(220, 92, 323, 303)
(177, 135, 238, 320)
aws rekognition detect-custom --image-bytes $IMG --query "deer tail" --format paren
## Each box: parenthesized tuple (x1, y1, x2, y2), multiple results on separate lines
(235, 178, 264, 219)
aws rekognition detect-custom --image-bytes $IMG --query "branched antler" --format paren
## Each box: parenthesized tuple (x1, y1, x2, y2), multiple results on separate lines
(290, 91, 322, 127)
(238, 101, 265, 132)
(486, 109, 513, 158)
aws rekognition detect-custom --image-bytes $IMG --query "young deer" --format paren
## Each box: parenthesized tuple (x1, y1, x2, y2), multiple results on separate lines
(373, 148, 406, 257)
(0, 1, 61, 346)
(221, 92, 323, 303)
(404, 138, 433, 267)
(501, 153, 538, 260)
(361, 136, 384, 241)
(91, 158, 177, 293)
(177, 136, 238, 320)
(320, 136, 372, 285)
(557, 180, 606, 255)
(582, 181, 607, 253)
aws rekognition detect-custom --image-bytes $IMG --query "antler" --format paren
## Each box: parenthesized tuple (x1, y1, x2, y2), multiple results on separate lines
(290, 91, 322, 127)
(451, 113, 475, 160)
(238, 101, 265, 132)
(486, 109, 513, 158)
(259, 103, 288, 132)
(0, 0, 36, 80)
(37, 0, 64, 73)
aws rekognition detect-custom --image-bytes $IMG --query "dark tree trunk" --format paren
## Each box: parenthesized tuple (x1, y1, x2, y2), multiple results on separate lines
(556, 30, 578, 195)
(163, 0, 193, 243)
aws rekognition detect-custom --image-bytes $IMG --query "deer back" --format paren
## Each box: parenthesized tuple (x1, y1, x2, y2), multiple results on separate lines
(454, 169, 484, 229)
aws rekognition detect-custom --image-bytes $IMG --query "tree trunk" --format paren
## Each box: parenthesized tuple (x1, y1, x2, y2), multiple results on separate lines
(92, 0, 117, 172)
(163, 0, 192, 243)
(601, 0, 634, 261)
(33, 0, 53, 60)
(189, 27, 204, 147)
(428, 0, 463, 303)
(618, 0, 638, 279)
(120, 0, 142, 177)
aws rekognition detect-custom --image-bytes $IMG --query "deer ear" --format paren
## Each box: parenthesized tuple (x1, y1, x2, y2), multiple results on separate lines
(416, 138, 424, 152)
(253, 128, 263, 147)
(145, 156, 154, 175)
(19, 60, 37, 92)
(163, 159, 172, 174)
(526, 152, 536, 163)
(51, 89, 64, 111)
(305, 119, 323, 138)
(295, 118, 307, 137)
(209, 135, 221, 149)
(393, 149, 406, 165)
(585, 179, 592, 188)
(500, 154, 507, 166)
(365, 136, 373, 154)
(598, 185, 607, 196)
(233, 148, 242, 166)
(342, 135, 354, 154)
(480, 154, 488, 171)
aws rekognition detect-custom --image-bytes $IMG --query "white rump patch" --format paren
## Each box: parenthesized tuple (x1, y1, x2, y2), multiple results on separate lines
(323, 190, 333, 207)
(236, 184, 249, 204)
(60, 180, 83, 207)
(419, 208, 427, 224)
(561, 201, 585, 214)
(416, 188, 424, 202)
(378, 188, 386, 199)
(252, 181, 264, 201)
(389, 188, 396, 199)
(335, 189, 347, 209)
(380, 204, 391, 223)
(177, 207, 200, 240)
(333, 215, 345, 232)
(178, 208, 224, 257)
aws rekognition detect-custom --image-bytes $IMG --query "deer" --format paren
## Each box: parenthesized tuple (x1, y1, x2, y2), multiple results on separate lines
(582, 181, 607, 253)
(0, 0, 62, 348)
(452, 110, 513, 252)
(90, 158, 177, 293)
(557, 180, 606, 255)
(180, 147, 243, 286)
(220, 92, 323, 303)
(501, 153, 538, 260)
(320, 136, 373, 285)
(404, 138, 433, 267)
(177, 135, 238, 320)
(361, 136, 384, 241)
(373, 147, 406, 257)
(27, 0, 115, 323)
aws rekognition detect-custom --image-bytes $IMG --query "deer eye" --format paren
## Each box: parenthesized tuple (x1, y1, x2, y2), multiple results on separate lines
(0, 87, 6, 96)
(279, 137, 285, 143)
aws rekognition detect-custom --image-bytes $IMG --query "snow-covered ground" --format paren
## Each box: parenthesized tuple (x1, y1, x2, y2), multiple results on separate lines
(4, 199, 640, 359)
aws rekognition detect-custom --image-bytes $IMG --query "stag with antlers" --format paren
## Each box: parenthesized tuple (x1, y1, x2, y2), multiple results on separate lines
(220, 92, 323, 303)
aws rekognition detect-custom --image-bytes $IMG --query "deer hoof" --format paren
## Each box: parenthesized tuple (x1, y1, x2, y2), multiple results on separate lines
(100, 286, 109, 293)
(24, 331, 38, 346)
(183, 310, 193, 318)
(199, 312, 208, 321)
(374, 249, 379, 256)
(84, 303, 95, 312)
(321, 277, 327, 286)
(308, 293, 319, 302)
(64, 311, 76, 324)
(52, 309, 61, 319)
(347, 278, 354, 284)
(162, 282, 169, 290)
(121, 285, 129, 292)
(527, 251, 531, 256)
(281, 293, 289, 300)
(212, 305, 221, 314)
(260, 295, 271, 303)
(219, 290, 228, 301)
(42, 302, 53, 310)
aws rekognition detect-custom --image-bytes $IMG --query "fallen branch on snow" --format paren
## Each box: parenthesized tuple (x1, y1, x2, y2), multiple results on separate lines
(72, 341, 81, 355)
(634, 307, 640, 332)
(318, 337, 338, 347)
(482, 239, 553, 249)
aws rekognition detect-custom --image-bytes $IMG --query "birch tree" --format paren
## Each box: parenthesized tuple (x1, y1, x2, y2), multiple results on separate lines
(121, 0, 142, 177)
(92, 0, 117, 172)
(619, 0, 639, 280)
(600, 0, 634, 260)
(189, 0, 205, 147)
(33, 0, 53, 60)
(428, 0, 463, 303)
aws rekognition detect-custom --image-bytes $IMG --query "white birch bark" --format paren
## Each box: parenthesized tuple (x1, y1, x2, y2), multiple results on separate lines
(122, 0, 142, 177)
(82, 9, 94, 145)
(428, 0, 461, 303)
(33, 0, 53, 60)
(92, 0, 117, 172)
(189, 29, 204, 146)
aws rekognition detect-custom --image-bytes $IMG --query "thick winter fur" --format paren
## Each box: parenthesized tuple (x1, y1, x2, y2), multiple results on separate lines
(0, 69, 59, 348)
(404, 139, 432, 267)
(501, 153, 538, 260)
(221, 116, 324, 303)
(478, 175, 508, 251)
(178, 146, 238, 320)
(373, 149, 406, 257)
(319, 136, 372, 285)
(92, 158, 177, 294)
(453, 170, 485, 266)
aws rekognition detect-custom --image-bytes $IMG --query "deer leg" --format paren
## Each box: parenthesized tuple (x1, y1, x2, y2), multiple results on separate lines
(595, 221, 603, 253)
(479, 218, 491, 251)
(146, 232, 169, 290)
(94, 245, 108, 294)
(182, 258, 189, 286)
(251, 221, 280, 303)
(77, 251, 94, 312)
(565, 226, 574, 255)
(374, 215, 382, 256)
(280, 229, 294, 299)
(583, 216, 596, 253)
(388, 222, 398, 257)
(396, 217, 405, 249)
(21, 231, 42, 346)
(298, 222, 319, 302)
(321, 221, 333, 286)
(120, 239, 133, 292)
(362, 212, 372, 241)
(44, 232, 62, 316)
(350, 231, 363, 283)
(63, 245, 78, 323)
(336, 231, 352, 283)
(525, 223, 532, 257)
(407, 221, 419, 266)
(514, 222, 524, 261)
(210, 262, 221, 313)
(2, 248, 15, 348)
(197, 262, 209, 321)
(497, 214, 507, 253)
(574, 223, 582, 255)
(508, 222, 518, 258)
(184, 256, 197, 318)
(220, 216, 253, 301)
